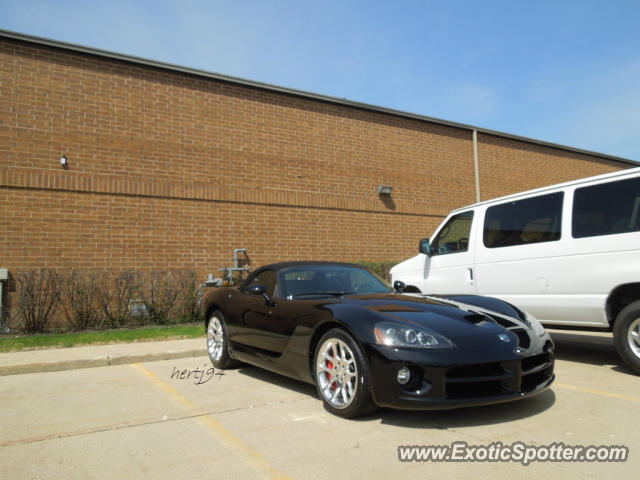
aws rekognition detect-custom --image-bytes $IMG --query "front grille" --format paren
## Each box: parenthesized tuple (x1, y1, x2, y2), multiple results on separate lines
(442, 355, 553, 399)
(521, 353, 553, 392)
(446, 380, 504, 399)
(521, 369, 552, 393)
(444, 362, 515, 399)
(446, 362, 507, 379)
(522, 353, 551, 373)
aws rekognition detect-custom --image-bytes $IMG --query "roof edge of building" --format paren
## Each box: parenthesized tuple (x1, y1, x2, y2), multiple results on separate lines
(1, 28, 637, 167)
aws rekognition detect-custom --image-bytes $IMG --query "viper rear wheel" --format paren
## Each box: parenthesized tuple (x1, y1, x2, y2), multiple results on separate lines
(206, 311, 238, 369)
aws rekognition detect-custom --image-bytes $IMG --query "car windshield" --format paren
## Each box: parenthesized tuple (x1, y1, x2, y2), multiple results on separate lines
(280, 265, 390, 299)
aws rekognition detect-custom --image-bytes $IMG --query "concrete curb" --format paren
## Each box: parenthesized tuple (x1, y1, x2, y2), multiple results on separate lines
(0, 348, 207, 376)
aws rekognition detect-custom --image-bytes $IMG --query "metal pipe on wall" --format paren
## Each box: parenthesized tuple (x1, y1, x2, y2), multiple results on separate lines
(0, 269, 7, 332)
(473, 130, 481, 203)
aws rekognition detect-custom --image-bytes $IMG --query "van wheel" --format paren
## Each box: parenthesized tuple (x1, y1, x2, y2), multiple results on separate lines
(613, 301, 640, 374)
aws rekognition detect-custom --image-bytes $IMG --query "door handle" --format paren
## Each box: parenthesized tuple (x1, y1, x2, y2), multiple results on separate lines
(467, 268, 474, 283)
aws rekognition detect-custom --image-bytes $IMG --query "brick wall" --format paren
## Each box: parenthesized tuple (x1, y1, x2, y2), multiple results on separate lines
(0, 35, 633, 284)
(477, 134, 625, 200)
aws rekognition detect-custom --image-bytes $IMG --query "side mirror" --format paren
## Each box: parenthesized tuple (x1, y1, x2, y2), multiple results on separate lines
(247, 284, 266, 295)
(419, 238, 431, 256)
(393, 280, 405, 293)
(247, 283, 275, 306)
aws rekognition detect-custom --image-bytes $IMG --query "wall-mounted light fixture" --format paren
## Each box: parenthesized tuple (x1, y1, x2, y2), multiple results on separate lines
(60, 155, 68, 169)
(378, 185, 393, 196)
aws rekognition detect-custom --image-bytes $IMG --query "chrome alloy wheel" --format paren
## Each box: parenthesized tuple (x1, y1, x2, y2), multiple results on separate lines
(628, 317, 640, 359)
(316, 338, 358, 409)
(207, 315, 224, 362)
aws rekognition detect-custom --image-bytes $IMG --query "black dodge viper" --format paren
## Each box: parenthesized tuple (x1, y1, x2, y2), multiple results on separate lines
(203, 262, 554, 418)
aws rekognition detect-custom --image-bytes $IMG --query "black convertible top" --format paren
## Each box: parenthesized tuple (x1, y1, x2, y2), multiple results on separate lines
(254, 261, 365, 271)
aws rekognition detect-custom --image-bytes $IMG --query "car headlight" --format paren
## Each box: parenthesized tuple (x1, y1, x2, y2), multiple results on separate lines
(525, 310, 546, 336)
(373, 322, 454, 349)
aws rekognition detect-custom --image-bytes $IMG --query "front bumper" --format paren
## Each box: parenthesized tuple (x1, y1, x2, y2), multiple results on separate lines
(365, 336, 555, 410)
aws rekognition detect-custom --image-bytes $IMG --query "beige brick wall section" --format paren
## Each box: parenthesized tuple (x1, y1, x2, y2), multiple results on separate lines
(0, 37, 632, 280)
(477, 134, 625, 201)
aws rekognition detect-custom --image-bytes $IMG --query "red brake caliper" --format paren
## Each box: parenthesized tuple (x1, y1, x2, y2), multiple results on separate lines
(326, 349, 337, 390)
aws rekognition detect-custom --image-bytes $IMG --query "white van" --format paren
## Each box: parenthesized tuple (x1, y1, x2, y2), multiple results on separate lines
(390, 167, 640, 373)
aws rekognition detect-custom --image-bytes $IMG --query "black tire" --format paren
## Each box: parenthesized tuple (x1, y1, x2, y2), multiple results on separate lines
(313, 328, 378, 418)
(613, 300, 640, 374)
(206, 311, 239, 369)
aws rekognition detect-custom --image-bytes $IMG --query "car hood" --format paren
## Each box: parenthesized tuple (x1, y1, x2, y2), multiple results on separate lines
(327, 292, 529, 340)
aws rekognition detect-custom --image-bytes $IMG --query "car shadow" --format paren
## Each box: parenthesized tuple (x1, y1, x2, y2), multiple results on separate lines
(548, 330, 636, 375)
(236, 365, 317, 396)
(235, 363, 557, 428)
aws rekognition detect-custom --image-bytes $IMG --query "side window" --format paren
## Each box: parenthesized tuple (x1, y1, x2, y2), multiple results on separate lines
(248, 269, 277, 297)
(572, 177, 640, 238)
(281, 269, 318, 298)
(431, 211, 474, 256)
(483, 192, 563, 248)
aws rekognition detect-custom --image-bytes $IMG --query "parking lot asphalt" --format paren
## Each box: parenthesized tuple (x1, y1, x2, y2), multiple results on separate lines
(1, 330, 638, 479)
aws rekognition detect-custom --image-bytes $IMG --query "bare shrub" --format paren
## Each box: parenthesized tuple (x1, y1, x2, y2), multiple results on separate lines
(356, 261, 398, 283)
(11, 269, 205, 333)
(96, 271, 139, 328)
(137, 271, 183, 325)
(15, 269, 62, 333)
(61, 271, 102, 330)
(174, 271, 202, 323)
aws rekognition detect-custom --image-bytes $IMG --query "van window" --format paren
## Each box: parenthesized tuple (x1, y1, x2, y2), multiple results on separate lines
(483, 192, 563, 248)
(431, 211, 474, 256)
(572, 176, 640, 238)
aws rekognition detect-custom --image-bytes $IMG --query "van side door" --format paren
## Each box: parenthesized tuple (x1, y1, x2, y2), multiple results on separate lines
(423, 210, 476, 294)
(474, 192, 564, 321)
